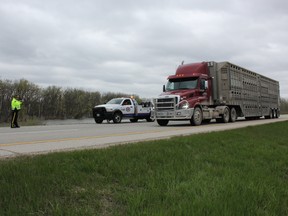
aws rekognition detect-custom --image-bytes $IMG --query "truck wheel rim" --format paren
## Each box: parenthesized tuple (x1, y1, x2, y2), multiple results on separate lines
(230, 108, 237, 122)
(115, 115, 121, 122)
(194, 109, 202, 124)
(224, 108, 230, 122)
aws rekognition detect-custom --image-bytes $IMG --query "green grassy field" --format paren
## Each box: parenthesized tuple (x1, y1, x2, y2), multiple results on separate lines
(0, 122, 288, 215)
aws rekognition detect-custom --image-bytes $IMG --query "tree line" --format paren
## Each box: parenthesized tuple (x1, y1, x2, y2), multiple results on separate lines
(1, 78, 288, 124)
(280, 98, 288, 114)
(0, 79, 139, 123)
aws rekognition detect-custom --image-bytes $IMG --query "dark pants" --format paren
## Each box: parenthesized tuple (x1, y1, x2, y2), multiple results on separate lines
(11, 109, 19, 128)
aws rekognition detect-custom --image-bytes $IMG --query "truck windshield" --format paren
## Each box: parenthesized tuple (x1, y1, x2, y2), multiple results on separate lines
(107, 98, 123, 104)
(166, 78, 198, 91)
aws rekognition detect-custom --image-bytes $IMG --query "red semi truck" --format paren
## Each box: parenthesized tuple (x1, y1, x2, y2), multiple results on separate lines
(152, 61, 280, 126)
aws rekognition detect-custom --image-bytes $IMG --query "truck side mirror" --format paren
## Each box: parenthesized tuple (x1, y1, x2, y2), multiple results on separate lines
(163, 85, 166, 92)
(205, 80, 208, 90)
(200, 80, 207, 91)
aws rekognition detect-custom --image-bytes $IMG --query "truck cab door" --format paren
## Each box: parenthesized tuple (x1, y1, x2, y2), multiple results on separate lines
(200, 79, 208, 92)
(121, 99, 135, 116)
(199, 79, 209, 103)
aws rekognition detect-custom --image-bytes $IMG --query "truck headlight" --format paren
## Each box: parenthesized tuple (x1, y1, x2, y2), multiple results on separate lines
(179, 101, 189, 109)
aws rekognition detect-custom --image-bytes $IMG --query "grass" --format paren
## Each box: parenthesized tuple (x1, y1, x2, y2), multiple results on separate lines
(0, 121, 288, 215)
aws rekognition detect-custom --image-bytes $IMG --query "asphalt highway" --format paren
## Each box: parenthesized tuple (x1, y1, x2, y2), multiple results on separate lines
(1, 115, 287, 158)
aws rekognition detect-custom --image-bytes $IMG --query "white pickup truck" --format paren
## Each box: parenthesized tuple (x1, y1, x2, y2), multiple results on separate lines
(92, 97, 154, 123)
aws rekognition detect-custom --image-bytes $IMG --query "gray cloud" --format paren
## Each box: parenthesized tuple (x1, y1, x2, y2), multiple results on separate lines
(0, 0, 287, 98)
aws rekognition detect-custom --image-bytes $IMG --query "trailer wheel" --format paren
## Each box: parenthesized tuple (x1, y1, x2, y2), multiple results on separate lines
(229, 107, 237, 122)
(269, 109, 273, 119)
(190, 107, 202, 126)
(265, 109, 272, 119)
(221, 107, 230, 123)
(157, 119, 169, 126)
(275, 109, 280, 118)
(113, 112, 122, 123)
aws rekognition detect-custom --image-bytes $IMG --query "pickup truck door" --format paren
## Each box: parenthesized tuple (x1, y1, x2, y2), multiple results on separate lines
(121, 99, 135, 116)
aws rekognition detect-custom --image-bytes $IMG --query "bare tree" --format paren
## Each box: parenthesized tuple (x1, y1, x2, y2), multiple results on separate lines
(0, 78, 143, 123)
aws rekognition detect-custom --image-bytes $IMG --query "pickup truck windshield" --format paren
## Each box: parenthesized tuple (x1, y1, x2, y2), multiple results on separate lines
(166, 78, 198, 91)
(107, 98, 123, 104)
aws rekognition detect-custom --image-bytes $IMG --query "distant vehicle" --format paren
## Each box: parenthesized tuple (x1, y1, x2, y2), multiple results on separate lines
(92, 97, 154, 123)
(152, 61, 280, 126)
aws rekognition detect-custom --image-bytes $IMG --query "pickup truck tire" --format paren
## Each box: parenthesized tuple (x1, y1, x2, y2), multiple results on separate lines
(113, 112, 122, 123)
(95, 119, 103, 124)
(190, 107, 202, 126)
(157, 119, 169, 126)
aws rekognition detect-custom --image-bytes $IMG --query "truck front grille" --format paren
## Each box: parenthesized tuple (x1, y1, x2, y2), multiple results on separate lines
(155, 97, 177, 111)
(93, 107, 106, 117)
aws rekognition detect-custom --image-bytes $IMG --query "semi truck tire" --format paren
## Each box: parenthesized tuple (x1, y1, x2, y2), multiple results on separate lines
(217, 107, 230, 123)
(113, 112, 122, 123)
(265, 109, 273, 119)
(229, 107, 237, 122)
(190, 107, 202, 126)
(275, 109, 280, 118)
(157, 119, 169, 126)
(222, 107, 230, 123)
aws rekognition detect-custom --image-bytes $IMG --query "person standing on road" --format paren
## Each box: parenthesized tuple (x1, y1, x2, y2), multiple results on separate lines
(11, 95, 23, 128)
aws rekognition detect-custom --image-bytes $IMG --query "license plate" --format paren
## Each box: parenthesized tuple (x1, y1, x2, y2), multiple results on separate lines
(96, 114, 100, 117)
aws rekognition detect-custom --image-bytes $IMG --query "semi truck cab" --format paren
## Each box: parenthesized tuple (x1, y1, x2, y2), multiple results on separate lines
(152, 62, 213, 126)
(163, 62, 212, 108)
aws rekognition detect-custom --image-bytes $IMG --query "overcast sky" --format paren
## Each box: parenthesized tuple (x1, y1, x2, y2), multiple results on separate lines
(0, 0, 287, 98)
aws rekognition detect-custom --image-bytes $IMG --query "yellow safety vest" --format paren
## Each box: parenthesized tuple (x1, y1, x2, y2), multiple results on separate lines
(11, 98, 22, 110)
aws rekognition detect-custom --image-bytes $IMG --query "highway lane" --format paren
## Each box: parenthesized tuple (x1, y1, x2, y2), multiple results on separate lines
(0, 115, 287, 158)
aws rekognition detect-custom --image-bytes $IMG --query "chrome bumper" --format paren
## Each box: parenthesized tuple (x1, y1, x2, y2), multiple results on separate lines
(151, 108, 194, 120)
